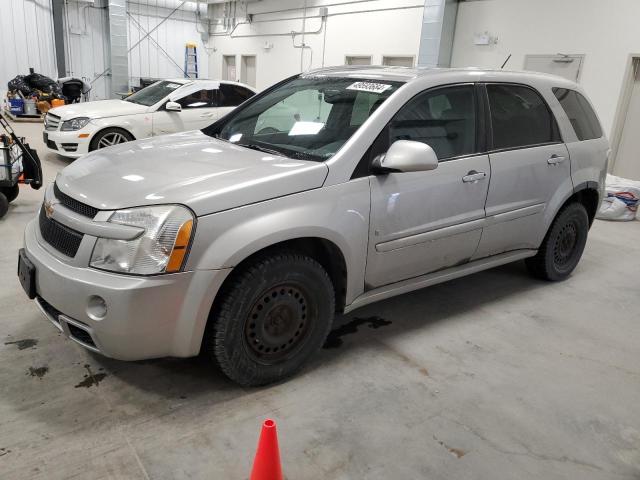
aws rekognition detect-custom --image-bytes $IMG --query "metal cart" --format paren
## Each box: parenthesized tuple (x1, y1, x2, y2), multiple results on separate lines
(0, 112, 43, 218)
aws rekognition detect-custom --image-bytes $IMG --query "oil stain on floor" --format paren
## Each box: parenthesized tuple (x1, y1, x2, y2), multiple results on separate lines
(324, 316, 392, 349)
(74, 364, 107, 388)
(5, 338, 38, 350)
(27, 366, 48, 379)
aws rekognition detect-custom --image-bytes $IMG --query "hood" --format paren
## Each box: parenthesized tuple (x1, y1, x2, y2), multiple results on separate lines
(55, 131, 329, 216)
(49, 99, 148, 120)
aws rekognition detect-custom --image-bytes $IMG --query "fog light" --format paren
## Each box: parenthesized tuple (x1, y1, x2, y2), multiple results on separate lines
(87, 295, 107, 320)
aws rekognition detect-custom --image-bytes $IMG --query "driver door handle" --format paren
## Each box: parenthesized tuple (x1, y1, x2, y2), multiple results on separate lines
(462, 171, 487, 183)
(200, 112, 216, 118)
(547, 154, 566, 165)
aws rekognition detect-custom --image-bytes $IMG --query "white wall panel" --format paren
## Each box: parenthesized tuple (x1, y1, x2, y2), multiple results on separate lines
(451, 0, 640, 137)
(208, 0, 424, 90)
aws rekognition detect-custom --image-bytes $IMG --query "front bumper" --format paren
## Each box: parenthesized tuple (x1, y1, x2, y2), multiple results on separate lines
(43, 129, 92, 158)
(23, 219, 231, 360)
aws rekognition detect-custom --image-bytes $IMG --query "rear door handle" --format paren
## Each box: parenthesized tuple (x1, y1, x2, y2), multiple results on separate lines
(547, 154, 566, 165)
(462, 171, 487, 183)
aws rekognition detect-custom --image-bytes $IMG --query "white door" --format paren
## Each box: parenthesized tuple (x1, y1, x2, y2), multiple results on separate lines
(366, 85, 490, 287)
(241, 55, 256, 87)
(614, 63, 640, 180)
(152, 88, 218, 135)
(222, 55, 237, 82)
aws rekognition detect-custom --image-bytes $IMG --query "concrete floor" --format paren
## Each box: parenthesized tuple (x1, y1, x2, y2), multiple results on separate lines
(1, 121, 639, 480)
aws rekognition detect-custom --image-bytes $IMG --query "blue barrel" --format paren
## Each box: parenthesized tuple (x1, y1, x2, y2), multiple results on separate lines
(9, 98, 24, 115)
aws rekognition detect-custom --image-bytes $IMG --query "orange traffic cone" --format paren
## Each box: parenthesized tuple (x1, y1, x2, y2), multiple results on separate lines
(250, 419, 284, 480)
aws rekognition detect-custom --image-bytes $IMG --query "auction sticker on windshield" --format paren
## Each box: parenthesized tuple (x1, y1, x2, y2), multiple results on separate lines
(346, 82, 392, 94)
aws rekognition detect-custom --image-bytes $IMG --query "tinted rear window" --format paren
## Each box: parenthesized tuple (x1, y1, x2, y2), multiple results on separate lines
(553, 88, 603, 140)
(487, 84, 561, 150)
(218, 84, 255, 107)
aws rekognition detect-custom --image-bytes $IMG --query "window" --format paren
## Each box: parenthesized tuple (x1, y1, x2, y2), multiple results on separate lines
(345, 55, 372, 66)
(125, 81, 182, 106)
(213, 76, 402, 161)
(382, 56, 414, 67)
(388, 85, 477, 160)
(487, 84, 561, 149)
(218, 84, 255, 107)
(176, 89, 216, 109)
(553, 88, 602, 140)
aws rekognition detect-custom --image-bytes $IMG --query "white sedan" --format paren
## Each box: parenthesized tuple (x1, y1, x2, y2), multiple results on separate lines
(43, 79, 256, 158)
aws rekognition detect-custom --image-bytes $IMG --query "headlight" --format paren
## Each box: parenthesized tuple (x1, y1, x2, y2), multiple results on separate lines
(90, 205, 195, 275)
(60, 117, 91, 131)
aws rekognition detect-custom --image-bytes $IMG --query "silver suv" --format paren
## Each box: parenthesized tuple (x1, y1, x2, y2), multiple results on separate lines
(18, 67, 608, 386)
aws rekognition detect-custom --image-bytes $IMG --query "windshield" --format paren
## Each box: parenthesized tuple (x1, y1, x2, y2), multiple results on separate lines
(125, 80, 183, 106)
(209, 76, 402, 161)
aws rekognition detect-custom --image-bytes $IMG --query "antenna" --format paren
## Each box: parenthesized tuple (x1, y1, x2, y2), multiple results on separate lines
(501, 54, 512, 69)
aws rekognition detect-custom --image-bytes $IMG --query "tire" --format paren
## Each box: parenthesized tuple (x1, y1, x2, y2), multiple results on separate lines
(89, 128, 134, 151)
(0, 184, 19, 203)
(526, 203, 589, 281)
(205, 251, 335, 386)
(0, 193, 8, 219)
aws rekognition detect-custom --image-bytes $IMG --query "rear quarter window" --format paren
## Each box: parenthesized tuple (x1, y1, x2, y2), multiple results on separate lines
(553, 88, 603, 141)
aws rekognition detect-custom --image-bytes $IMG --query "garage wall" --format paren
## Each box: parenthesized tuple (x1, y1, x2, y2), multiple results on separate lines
(451, 0, 640, 138)
(0, 0, 58, 98)
(63, 0, 210, 100)
(208, 0, 425, 90)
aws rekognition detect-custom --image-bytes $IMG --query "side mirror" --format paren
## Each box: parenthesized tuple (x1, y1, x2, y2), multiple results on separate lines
(165, 101, 182, 112)
(372, 140, 439, 174)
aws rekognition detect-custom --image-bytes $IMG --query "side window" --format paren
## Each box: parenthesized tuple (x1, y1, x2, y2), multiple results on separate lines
(176, 89, 215, 109)
(218, 84, 255, 107)
(487, 84, 561, 149)
(389, 85, 477, 160)
(553, 88, 603, 140)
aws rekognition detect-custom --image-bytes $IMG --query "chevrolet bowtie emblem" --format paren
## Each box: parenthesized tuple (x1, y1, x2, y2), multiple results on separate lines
(44, 200, 55, 219)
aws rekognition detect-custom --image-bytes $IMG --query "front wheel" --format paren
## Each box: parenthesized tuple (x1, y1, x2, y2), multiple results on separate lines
(0, 184, 19, 203)
(205, 251, 335, 386)
(89, 128, 134, 151)
(526, 203, 589, 281)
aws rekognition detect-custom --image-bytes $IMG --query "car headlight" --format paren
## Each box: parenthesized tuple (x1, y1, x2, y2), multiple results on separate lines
(90, 205, 195, 275)
(60, 117, 91, 131)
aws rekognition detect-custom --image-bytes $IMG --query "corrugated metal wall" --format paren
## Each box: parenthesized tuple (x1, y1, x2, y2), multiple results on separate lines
(1, 0, 210, 101)
(0, 0, 58, 96)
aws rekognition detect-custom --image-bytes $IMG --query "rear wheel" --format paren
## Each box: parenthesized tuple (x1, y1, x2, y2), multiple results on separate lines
(205, 251, 335, 386)
(0, 184, 19, 203)
(526, 202, 589, 281)
(89, 128, 134, 151)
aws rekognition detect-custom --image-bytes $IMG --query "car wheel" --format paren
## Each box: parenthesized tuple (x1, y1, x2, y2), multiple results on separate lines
(89, 128, 134, 151)
(205, 251, 335, 386)
(526, 203, 589, 281)
(0, 193, 8, 219)
(0, 184, 19, 203)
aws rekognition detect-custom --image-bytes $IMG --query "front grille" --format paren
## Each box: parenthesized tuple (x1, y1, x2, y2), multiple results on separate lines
(45, 113, 61, 131)
(54, 183, 98, 218)
(39, 206, 84, 257)
(67, 323, 96, 348)
(37, 296, 61, 323)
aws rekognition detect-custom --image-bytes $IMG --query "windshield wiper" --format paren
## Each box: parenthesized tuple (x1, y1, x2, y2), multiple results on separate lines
(236, 143, 286, 157)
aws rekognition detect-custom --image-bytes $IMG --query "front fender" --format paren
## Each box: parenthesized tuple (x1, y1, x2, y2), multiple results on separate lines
(185, 178, 371, 305)
(91, 114, 152, 141)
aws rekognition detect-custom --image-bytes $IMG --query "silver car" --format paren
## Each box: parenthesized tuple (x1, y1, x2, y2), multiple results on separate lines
(18, 67, 609, 386)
